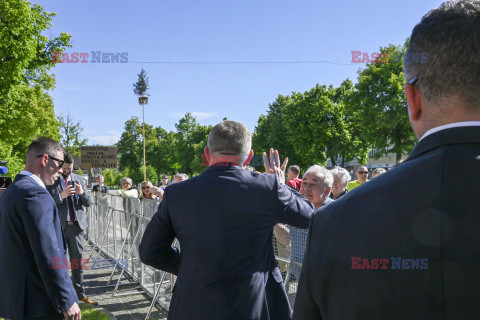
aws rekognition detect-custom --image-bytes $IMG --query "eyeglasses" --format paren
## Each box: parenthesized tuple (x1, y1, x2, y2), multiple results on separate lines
(358, 171, 369, 174)
(162, 178, 168, 180)
(142, 186, 150, 189)
(408, 76, 418, 85)
(36, 154, 64, 169)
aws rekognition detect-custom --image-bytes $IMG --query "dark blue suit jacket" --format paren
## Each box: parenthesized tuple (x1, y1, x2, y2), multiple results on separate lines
(140, 165, 315, 320)
(0, 174, 78, 320)
(293, 126, 480, 320)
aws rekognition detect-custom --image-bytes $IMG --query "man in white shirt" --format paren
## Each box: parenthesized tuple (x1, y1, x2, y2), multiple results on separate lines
(293, 1, 480, 319)
(0, 137, 81, 320)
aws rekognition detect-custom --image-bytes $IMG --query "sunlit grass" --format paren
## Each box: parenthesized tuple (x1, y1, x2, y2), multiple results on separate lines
(1, 303, 109, 320)
(80, 303, 110, 320)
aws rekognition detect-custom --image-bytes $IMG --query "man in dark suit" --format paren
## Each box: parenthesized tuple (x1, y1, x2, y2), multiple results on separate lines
(139, 120, 315, 320)
(293, 1, 480, 319)
(47, 152, 96, 306)
(0, 137, 81, 320)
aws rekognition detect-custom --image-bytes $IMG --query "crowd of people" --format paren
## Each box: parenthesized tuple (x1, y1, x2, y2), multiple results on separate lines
(1, 1, 479, 319)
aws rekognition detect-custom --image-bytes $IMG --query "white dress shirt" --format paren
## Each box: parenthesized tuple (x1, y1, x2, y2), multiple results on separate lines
(419, 121, 480, 142)
(19, 170, 46, 190)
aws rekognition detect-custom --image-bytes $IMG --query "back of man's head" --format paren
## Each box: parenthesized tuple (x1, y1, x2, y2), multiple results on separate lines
(404, 0, 480, 112)
(26, 137, 63, 164)
(207, 121, 251, 157)
(288, 165, 301, 177)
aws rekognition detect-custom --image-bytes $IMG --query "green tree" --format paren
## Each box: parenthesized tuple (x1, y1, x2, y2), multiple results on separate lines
(0, 0, 71, 95)
(351, 42, 416, 164)
(252, 95, 301, 169)
(174, 113, 211, 175)
(0, 85, 60, 175)
(102, 168, 123, 188)
(58, 112, 88, 156)
(0, 0, 70, 175)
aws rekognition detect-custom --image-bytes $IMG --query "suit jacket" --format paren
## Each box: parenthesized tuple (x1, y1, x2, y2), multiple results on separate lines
(0, 174, 78, 319)
(293, 126, 480, 320)
(47, 173, 91, 231)
(139, 164, 315, 320)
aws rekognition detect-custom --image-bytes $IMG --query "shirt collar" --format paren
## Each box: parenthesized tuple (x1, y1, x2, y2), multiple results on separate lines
(419, 121, 480, 142)
(20, 170, 46, 189)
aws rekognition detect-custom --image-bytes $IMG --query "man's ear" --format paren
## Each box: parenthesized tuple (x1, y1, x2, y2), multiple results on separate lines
(40, 154, 48, 168)
(244, 150, 254, 166)
(405, 83, 422, 121)
(324, 186, 332, 199)
(204, 146, 211, 163)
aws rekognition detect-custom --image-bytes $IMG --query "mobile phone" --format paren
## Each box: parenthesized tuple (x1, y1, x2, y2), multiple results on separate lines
(68, 180, 75, 187)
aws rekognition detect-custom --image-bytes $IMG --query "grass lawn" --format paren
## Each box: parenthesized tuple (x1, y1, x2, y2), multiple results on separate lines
(80, 303, 110, 320)
(1, 303, 109, 320)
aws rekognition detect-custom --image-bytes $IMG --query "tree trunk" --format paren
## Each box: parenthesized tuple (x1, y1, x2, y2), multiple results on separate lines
(396, 152, 402, 165)
(330, 157, 336, 167)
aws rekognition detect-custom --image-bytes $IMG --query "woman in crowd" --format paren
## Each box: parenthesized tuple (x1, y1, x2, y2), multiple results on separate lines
(140, 181, 158, 200)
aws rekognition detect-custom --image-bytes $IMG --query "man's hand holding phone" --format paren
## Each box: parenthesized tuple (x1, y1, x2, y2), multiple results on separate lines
(74, 181, 84, 195)
(61, 181, 76, 199)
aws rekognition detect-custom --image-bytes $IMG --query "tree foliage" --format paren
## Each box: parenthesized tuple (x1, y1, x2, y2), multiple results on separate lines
(253, 81, 370, 170)
(115, 113, 212, 185)
(58, 112, 88, 156)
(132, 68, 150, 97)
(0, 0, 70, 175)
(351, 42, 416, 163)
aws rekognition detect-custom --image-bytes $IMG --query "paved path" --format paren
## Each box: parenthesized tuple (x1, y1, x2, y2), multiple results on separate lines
(82, 246, 168, 320)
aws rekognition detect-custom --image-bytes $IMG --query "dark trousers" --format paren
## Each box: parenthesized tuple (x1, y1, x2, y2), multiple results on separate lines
(64, 223, 85, 299)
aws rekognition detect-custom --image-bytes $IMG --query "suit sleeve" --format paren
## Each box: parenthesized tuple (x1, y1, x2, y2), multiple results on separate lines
(275, 178, 315, 228)
(292, 215, 323, 320)
(21, 190, 78, 313)
(77, 176, 91, 207)
(139, 190, 180, 275)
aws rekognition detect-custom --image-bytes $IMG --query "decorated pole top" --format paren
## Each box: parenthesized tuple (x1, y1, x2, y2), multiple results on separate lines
(133, 68, 150, 101)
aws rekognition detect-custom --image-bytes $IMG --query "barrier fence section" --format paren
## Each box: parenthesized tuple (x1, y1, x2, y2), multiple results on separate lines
(85, 191, 305, 316)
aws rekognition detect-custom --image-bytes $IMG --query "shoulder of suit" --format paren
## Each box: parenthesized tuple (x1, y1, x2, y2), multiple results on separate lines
(14, 177, 52, 198)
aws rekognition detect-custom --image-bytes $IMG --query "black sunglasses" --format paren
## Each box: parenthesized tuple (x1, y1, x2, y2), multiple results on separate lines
(36, 154, 64, 168)
(358, 171, 369, 174)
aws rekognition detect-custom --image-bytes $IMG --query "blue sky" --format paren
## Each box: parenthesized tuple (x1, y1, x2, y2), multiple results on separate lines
(32, 0, 443, 145)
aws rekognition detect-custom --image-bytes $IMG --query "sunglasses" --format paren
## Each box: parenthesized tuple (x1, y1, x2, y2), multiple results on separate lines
(36, 154, 64, 169)
(142, 186, 150, 189)
(358, 171, 369, 174)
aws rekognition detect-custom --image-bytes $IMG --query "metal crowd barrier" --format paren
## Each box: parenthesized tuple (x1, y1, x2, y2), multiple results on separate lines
(85, 191, 305, 318)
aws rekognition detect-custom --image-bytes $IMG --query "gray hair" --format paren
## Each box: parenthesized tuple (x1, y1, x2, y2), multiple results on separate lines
(372, 168, 387, 178)
(121, 177, 133, 185)
(207, 121, 252, 161)
(404, 0, 480, 111)
(304, 165, 334, 190)
(329, 167, 351, 185)
(174, 173, 188, 181)
(26, 137, 63, 163)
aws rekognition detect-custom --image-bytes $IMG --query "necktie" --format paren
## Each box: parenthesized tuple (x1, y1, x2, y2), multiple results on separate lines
(65, 177, 76, 221)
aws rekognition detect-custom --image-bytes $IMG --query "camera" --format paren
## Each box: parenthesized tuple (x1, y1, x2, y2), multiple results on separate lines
(0, 160, 12, 197)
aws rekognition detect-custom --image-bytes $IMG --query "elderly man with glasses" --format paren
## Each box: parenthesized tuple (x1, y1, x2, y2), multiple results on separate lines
(347, 165, 369, 191)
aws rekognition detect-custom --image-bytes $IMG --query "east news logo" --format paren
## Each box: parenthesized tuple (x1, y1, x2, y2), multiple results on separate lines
(351, 257, 428, 270)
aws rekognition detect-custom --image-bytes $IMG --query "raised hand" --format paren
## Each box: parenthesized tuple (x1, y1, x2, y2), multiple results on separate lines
(262, 148, 288, 184)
